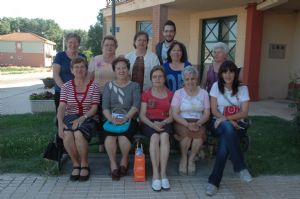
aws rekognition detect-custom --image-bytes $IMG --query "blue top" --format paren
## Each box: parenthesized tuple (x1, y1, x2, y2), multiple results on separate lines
(163, 61, 192, 92)
(53, 51, 86, 92)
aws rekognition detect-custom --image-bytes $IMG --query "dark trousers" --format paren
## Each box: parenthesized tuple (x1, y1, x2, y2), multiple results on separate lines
(208, 120, 246, 187)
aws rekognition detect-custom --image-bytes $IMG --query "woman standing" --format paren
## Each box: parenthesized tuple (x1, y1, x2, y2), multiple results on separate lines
(53, 33, 86, 110)
(163, 41, 191, 92)
(139, 66, 173, 191)
(88, 35, 118, 152)
(205, 60, 252, 196)
(171, 66, 210, 176)
(102, 56, 140, 181)
(57, 57, 99, 182)
(126, 31, 160, 91)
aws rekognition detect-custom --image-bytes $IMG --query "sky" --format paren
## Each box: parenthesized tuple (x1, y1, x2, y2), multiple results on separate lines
(0, 0, 107, 31)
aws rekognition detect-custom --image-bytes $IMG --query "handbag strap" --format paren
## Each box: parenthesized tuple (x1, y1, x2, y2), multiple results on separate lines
(222, 94, 237, 106)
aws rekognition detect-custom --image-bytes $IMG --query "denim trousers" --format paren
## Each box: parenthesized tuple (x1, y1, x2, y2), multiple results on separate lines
(208, 120, 246, 187)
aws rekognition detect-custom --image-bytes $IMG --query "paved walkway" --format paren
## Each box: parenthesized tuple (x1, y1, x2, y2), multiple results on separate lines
(0, 72, 299, 199)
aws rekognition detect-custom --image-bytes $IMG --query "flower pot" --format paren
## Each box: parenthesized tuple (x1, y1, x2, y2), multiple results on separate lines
(42, 78, 55, 88)
(30, 100, 55, 113)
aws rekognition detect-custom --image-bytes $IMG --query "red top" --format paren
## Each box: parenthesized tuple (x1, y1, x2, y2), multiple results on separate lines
(141, 88, 173, 120)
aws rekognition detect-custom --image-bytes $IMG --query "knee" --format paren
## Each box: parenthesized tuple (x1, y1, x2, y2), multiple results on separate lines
(160, 133, 170, 144)
(150, 134, 160, 145)
(74, 130, 84, 140)
(219, 121, 236, 136)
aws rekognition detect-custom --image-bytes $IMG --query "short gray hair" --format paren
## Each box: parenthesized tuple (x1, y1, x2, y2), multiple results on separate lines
(65, 33, 81, 44)
(182, 65, 199, 81)
(213, 42, 229, 55)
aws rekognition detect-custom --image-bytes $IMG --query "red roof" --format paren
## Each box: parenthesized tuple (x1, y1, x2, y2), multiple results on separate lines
(0, 32, 56, 45)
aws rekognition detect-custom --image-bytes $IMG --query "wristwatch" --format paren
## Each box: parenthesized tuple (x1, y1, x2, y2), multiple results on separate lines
(84, 114, 88, 119)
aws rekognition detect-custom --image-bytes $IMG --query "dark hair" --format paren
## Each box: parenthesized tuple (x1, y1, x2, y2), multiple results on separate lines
(166, 41, 188, 63)
(65, 33, 81, 44)
(150, 65, 166, 81)
(133, 31, 149, 49)
(101, 35, 118, 49)
(218, 60, 240, 96)
(111, 56, 130, 71)
(70, 56, 88, 69)
(163, 20, 176, 32)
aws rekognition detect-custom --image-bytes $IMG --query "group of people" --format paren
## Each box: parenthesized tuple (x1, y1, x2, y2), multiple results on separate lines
(52, 20, 252, 196)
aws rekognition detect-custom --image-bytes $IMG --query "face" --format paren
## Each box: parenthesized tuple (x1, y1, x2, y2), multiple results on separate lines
(222, 70, 235, 85)
(183, 72, 198, 89)
(102, 39, 117, 55)
(71, 62, 87, 78)
(135, 34, 148, 50)
(151, 70, 165, 87)
(114, 61, 129, 80)
(66, 37, 80, 53)
(163, 25, 176, 42)
(213, 48, 227, 63)
(170, 44, 182, 62)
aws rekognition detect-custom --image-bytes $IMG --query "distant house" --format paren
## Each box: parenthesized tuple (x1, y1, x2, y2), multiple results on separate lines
(0, 32, 56, 67)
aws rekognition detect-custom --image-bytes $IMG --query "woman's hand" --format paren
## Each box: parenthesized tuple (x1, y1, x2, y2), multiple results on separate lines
(214, 118, 226, 129)
(229, 120, 240, 129)
(152, 121, 164, 132)
(58, 123, 67, 139)
(112, 117, 128, 125)
(71, 116, 85, 130)
(187, 122, 200, 132)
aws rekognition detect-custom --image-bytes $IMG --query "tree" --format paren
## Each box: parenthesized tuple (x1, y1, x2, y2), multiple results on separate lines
(87, 10, 104, 56)
(0, 17, 11, 34)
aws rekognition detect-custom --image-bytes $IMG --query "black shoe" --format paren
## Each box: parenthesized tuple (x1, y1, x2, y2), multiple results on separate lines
(79, 167, 90, 182)
(70, 166, 81, 181)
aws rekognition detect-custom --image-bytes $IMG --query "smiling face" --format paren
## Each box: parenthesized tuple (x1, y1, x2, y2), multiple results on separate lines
(183, 72, 198, 90)
(151, 70, 165, 88)
(163, 25, 176, 42)
(134, 34, 148, 50)
(114, 61, 129, 81)
(71, 61, 87, 78)
(170, 44, 183, 62)
(222, 70, 235, 85)
(66, 37, 80, 53)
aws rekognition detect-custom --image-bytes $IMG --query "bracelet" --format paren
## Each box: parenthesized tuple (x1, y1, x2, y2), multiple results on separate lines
(84, 114, 88, 119)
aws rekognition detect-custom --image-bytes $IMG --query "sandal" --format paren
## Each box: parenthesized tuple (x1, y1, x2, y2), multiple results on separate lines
(79, 167, 90, 182)
(119, 165, 128, 177)
(70, 166, 81, 181)
(111, 169, 120, 181)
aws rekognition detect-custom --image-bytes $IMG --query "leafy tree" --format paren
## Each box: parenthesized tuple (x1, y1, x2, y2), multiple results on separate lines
(87, 10, 104, 56)
(0, 17, 11, 34)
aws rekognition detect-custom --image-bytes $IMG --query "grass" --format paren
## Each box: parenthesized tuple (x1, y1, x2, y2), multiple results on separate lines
(0, 114, 299, 176)
(0, 113, 58, 175)
(0, 66, 50, 75)
(246, 116, 300, 176)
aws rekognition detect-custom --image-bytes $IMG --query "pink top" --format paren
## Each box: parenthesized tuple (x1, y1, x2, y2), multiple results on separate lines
(171, 87, 210, 119)
(60, 80, 100, 116)
(141, 88, 173, 120)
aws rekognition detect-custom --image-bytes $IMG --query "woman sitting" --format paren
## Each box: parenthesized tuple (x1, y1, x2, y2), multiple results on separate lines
(102, 56, 141, 181)
(57, 56, 99, 181)
(171, 66, 210, 176)
(139, 66, 173, 191)
(205, 60, 252, 196)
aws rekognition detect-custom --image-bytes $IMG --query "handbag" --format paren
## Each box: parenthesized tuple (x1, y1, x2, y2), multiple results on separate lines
(43, 140, 60, 161)
(222, 94, 240, 116)
(133, 142, 146, 182)
(103, 120, 131, 134)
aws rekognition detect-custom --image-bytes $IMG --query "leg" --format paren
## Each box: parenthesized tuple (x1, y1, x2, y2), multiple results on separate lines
(188, 138, 203, 175)
(149, 134, 160, 180)
(179, 137, 192, 175)
(118, 136, 131, 168)
(159, 133, 170, 179)
(104, 136, 118, 171)
(74, 130, 89, 176)
(62, 131, 80, 177)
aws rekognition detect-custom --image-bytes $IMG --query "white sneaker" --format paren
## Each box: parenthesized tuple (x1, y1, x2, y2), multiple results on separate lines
(239, 169, 253, 183)
(205, 183, 218, 196)
(161, 178, 170, 190)
(152, 179, 161, 191)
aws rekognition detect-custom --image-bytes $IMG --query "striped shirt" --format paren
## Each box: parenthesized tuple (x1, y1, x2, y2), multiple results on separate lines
(60, 80, 100, 116)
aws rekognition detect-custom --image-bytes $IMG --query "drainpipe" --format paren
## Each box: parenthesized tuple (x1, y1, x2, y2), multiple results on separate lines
(112, 0, 116, 36)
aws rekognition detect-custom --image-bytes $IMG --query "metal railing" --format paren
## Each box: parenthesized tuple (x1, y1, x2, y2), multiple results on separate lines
(106, 0, 134, 7)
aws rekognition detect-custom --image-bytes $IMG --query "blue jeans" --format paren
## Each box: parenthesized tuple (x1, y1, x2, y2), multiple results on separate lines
(208, 120, 247, 187)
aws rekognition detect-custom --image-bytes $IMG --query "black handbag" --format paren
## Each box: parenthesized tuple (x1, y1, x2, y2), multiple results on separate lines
(43, 134, 63, 161)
